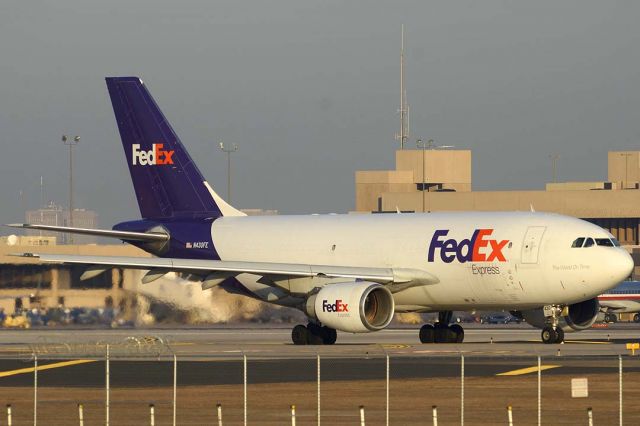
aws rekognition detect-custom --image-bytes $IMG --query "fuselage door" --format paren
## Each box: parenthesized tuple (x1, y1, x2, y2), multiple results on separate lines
(521, 226, 546, 264)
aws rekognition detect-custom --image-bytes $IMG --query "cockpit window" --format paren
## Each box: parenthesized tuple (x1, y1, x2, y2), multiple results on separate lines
(571, 237, 585, 248)
(595, 238, 615, 247)
(583, 238, 595, 248)
(611, 238, 621, 247)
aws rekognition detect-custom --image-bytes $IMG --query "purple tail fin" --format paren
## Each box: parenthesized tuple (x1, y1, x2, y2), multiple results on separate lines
(106, 77, 226, 219)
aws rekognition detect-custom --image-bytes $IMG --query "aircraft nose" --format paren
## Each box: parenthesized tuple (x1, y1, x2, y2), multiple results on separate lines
(611, 249, 635, 283)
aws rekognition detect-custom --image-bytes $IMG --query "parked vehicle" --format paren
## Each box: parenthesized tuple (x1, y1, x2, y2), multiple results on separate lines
(480, 313, 522, 324)
(453, 312, 478, 323)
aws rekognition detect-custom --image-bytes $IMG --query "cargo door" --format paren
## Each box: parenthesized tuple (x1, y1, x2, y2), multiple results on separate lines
(521, 226, 546, 264)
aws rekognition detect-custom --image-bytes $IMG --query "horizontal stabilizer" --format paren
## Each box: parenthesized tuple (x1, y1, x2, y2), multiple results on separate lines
(5, 223, 169, 242)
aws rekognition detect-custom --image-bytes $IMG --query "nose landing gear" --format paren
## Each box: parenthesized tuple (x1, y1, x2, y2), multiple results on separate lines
(541, 326, 564, 344)
(541, 305, 565, 344)
(419, 311, 465, 343)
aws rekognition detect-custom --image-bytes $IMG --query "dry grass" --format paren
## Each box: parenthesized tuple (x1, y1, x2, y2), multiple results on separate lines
(1, 371, 639, 425)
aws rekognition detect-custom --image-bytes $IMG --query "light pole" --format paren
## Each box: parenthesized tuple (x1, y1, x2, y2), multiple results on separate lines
(549, 154, 560, 183)
(416, 139, 433, 213)
(219, 141, 238, 203)
(62, 135, 80, 243)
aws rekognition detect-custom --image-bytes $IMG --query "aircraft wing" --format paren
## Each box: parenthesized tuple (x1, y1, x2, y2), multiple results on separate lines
(12, 253, 439, 292)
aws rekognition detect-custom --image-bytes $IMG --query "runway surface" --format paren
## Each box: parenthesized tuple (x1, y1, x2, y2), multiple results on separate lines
(0, 325, 637, 388)
(0, 323, 638, 358)
(0, 355, 637, 388)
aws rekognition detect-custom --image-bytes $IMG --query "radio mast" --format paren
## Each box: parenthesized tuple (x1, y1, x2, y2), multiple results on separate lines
(396, 25, 409, 149)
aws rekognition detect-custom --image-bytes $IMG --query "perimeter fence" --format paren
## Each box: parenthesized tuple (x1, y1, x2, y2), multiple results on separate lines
(0, 338, 639, 425)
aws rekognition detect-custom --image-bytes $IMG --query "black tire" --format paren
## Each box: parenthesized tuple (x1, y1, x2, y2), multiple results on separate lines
(450, 324, 464, 343)
(292, 324, 308, 345)
(321, 326, 337, 345)
(541, 327, 558, 344)
(634, 314, 640, 323)
(419, 324, 435, 343)
(604, 314, 612, 323)
(434, 324, 452, 343)
(306, 323, 324, 345)
(555, 327, 565, 344)
(610, 314, 618, 323)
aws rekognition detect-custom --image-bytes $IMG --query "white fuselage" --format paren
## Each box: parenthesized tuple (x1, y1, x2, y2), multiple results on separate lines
(210, 211, 633, 312)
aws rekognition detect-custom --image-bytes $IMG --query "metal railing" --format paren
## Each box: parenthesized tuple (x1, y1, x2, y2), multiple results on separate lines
(0, 342, 638, 425)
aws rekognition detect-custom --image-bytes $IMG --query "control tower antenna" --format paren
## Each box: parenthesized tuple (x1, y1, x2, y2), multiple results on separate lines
(395, 25, 409, 150)
(40, 175, 44, 208)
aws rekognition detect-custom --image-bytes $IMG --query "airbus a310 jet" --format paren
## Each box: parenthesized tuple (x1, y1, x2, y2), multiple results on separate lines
(8, 77, 634, 344)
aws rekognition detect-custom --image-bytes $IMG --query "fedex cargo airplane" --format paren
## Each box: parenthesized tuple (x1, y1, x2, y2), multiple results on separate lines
(7, 77, 634, 345)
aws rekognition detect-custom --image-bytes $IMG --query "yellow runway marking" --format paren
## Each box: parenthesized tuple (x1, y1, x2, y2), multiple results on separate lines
(497, 365, 560, 376)
(0, 359, 97, 378)
(526, 340, 611, 345)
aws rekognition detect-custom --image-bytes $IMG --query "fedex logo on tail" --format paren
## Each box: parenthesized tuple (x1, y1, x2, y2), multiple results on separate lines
(132, 143, 175, 166)
(428, 229, 509, 263)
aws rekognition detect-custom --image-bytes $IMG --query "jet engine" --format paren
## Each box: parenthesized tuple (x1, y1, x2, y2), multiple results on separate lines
(514, 298, 600, 332)
(305, 282, 395, 333)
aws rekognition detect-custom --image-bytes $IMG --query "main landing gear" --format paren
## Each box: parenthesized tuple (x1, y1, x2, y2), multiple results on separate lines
(541, 304, 565, 344)
(291, 323, 337, 345)
(419, 311, 464, 343)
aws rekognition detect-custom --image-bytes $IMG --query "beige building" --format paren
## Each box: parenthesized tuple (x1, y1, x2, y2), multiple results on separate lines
(0, 243, 149, 314)
(25, 202, 99, 244)
(356, 149, 640, 278)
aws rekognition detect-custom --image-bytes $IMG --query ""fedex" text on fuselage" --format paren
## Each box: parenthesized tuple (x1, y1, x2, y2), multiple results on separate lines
(428, 229, 509, 264)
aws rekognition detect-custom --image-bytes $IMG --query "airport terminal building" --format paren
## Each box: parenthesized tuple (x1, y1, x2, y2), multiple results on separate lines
(356, 150, 640, 278)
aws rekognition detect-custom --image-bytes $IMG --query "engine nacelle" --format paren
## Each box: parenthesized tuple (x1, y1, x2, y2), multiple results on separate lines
(305, 282, 395, 333)
(516, 298, 600, 333)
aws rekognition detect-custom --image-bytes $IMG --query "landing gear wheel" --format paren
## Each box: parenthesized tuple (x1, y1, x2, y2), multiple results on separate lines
(610, 313, 618, 323)
(634, 314, 640, 323)
(321, 326, 337, 345)
(555, 327, 565, 344)
(292, 324, 309, 345)
(434, 323, 452, 343)
(604, 313, 611, 323)
(419, 324, 435, 343)
(306, 323, 324, 345)
(541, 327, 558, 344)
(450, 324, 465, 343)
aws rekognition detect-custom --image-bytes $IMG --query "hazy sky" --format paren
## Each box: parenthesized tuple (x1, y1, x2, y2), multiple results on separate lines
(1, 1, 639, 226)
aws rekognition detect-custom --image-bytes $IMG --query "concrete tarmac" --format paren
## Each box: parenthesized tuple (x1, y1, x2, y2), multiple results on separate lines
(0, 323, 637, 358)
(0, 324, 637, 389)
(0, 355, 637, 388)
